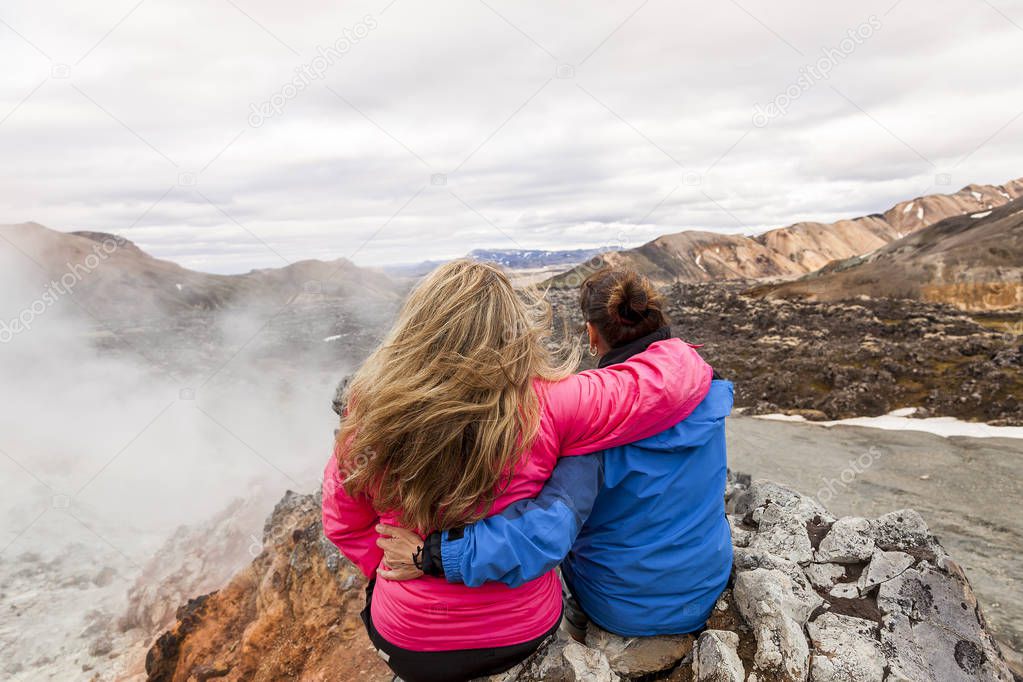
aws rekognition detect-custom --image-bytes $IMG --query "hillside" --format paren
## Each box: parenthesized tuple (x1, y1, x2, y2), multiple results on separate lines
(749, 199, 1023, 311)
(0, 222, 403, 324)
(549, 178, 1023, 287)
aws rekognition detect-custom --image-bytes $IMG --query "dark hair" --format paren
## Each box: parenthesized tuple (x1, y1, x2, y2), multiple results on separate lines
(579, 268, 668, 348)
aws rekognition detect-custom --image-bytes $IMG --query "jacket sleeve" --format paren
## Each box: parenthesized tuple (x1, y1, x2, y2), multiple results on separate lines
(321, 444, 382, 579)
(440, 454, 602, 587)
(547, 338, 712, 456)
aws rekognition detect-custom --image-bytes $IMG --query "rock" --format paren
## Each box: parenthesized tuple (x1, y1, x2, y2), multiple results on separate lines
(815, 517, 873, 563)
(145, 478, 1014, 682)
(829, 582, 861, 600)
(693, 630, 744, 682)
(562, 642, 620, 682)
(144, 492, 392, 682)
(804, 562, 845, 591)
(732, 480, 833, 525)
(877, 561, 1012, 681)
(726, 515, 753, 548)
(748, 503, 814, 565)
(869, 509, 943, 559)
(120, 495, 271, 635)
(859, 549, 915, 592)
(807, 612, 884, 682)
(733, 568, 818, 680)
(87, 635, 113, 657)
(585, 626, 693, 677)
(485, 633, 621, 682)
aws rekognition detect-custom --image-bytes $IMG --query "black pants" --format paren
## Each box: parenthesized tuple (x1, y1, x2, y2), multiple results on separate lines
(360, 580, 560, 682)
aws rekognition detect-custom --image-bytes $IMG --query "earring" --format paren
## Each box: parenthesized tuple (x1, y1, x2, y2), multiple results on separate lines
(589, 345, 598, 357)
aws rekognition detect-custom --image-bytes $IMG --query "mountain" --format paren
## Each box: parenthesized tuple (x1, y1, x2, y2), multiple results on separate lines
(381, 246, 621, 279)
(549, 178, 1023, 287)
(0, 222, 403, 323)
(467, 246, 620, 269)
(749, 198, 1023, 311)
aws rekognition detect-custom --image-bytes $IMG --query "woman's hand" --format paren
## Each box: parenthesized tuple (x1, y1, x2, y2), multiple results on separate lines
(375, 524, 425, 581)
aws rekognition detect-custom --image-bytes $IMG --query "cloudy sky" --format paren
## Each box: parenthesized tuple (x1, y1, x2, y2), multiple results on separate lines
(1, 0, 1021, 272)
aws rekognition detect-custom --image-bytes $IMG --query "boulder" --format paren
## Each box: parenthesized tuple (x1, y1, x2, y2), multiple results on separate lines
(584, 626, 693, 677)
(877, 561, 1012, 681)
(748, 503, 814, 564)
(733, 568, 816, 680)
(806, 612, 884, 682)
(814, 517, 873, 563)
(693, 630, 745, 682)
(484, 633, 621, 682)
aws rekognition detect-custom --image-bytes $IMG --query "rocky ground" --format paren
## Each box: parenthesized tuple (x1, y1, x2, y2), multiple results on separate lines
(143, 478, 1018, 682)
(143, 492, 388, 682)
(550, 282, 1023, 425)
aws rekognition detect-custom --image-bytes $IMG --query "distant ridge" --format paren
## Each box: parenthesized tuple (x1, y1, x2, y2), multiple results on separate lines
(548, 177, 1023, 287)
(381, 246, 621, 278)
(748, 198, 1023, 311)
(0, 222, 403, 322)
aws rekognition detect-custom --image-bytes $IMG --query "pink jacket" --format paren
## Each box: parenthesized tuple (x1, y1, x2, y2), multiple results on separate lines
(322, 339, 712, 651)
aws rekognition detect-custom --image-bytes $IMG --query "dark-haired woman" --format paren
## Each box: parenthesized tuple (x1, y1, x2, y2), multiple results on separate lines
(377, 267, 734, 640)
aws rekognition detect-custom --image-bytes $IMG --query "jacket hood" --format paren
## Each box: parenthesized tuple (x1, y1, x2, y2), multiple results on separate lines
(631, 380, 733, 451)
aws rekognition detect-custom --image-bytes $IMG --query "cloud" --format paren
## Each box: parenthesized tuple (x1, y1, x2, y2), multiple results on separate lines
(1, 0, 1021, 271)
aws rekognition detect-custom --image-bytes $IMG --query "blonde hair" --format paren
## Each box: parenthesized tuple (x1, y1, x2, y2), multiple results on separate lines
(338, 259, 579, 531)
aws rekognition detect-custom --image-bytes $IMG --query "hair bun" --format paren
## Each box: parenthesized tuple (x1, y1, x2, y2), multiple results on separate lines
(606, 276, 649, 325)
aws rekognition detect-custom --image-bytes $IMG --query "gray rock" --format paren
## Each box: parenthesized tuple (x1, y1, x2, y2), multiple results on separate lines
(814, 517, 873, 563)
(693, 630, 745, 682)
(561, 642, 620, 682)
(807, 612, 884, 682)
(859, 549, 915, 592)
(869, 509, 943, 558)
(828, 582, 861, 599)
(877, 562, 1012, 681)
(483, 633, 621, 682)
(749, 502, 814, 565)
(733, 568, 816, 681)
(804, 562, 846, 591)
(585, 625, 692, 677)
(733, 480, 834, 525)
(727, 515, 753, 548)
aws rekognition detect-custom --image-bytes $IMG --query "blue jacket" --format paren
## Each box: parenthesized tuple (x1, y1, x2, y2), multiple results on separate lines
(440, 378, 734, 636)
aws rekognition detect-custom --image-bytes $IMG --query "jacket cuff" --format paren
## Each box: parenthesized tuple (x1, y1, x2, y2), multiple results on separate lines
(441, 528, 466, 583)
(420, 532, 444, 577)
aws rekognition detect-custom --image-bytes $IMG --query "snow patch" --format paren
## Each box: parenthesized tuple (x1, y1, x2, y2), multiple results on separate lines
(902, 202, 914, 214)
(175, 283, 183, 291)
(323, 334, 342, 342)
(916, 206, 924, 220)
(971, 210, 993, 219)
(756, 408, 1023, 439)
(694, 253, 706, 272)
(971, 191, 983, 201)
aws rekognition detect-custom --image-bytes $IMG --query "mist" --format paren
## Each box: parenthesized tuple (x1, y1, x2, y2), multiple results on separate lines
(0, 244, 391, 678)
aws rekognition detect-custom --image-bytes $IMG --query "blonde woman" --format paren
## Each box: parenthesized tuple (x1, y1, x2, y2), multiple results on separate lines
(322, 259, 712, 682)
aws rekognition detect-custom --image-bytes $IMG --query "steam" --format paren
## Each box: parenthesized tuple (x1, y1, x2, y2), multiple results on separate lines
(0, 244, 389, 678)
